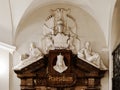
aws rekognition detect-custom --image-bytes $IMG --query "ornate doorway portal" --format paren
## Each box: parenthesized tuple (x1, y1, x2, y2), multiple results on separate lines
(14, 8, 107, 90)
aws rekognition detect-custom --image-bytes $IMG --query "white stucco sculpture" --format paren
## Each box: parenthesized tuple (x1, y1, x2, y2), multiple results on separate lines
(77, 41, 107, 70)
(44, 19, 75, 52)
(29, 42, 43, 59)
(53, 53, 68, 73)
(45, 36, 54, 53)
(43, 8, 80, 53)
(14, 42, 43, 70)
(52, 19, 70, 49)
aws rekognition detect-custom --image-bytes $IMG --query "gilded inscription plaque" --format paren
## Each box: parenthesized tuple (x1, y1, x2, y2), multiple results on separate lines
(47, 73, 76, 87)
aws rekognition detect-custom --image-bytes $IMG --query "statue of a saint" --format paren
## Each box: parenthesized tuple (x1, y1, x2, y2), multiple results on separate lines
(77, 41, 107, 70)
(53, 53, 68, 73)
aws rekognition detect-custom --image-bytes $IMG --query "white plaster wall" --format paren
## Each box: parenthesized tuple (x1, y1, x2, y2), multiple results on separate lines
(10, 0, 33, 37)
(0, 0, 12, 44)
(111, 6, 120, 51)
(0, 48, 9, 90)
(13, 4, 109, 90)
(89, 0, 116, 45)
(11, 51, 20, 90)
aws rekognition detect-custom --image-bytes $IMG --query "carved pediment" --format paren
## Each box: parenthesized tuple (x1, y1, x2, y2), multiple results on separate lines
(14, 50, 106, 90)
(75, 57, 106, 77)
(14, 58, 46, 74)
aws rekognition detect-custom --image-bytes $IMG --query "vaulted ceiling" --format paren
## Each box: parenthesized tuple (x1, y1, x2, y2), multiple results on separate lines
(11, 0, 116, 46)
(0, 0, 119, 50)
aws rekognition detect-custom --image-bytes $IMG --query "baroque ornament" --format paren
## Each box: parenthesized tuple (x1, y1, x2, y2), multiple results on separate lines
(43, 8, 80, 53)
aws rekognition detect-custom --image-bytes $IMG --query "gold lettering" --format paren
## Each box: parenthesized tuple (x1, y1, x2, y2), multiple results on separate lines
(48, 75, 73, 82)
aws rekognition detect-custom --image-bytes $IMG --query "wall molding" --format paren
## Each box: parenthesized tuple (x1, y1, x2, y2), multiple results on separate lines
(0, 42, 16, 54)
